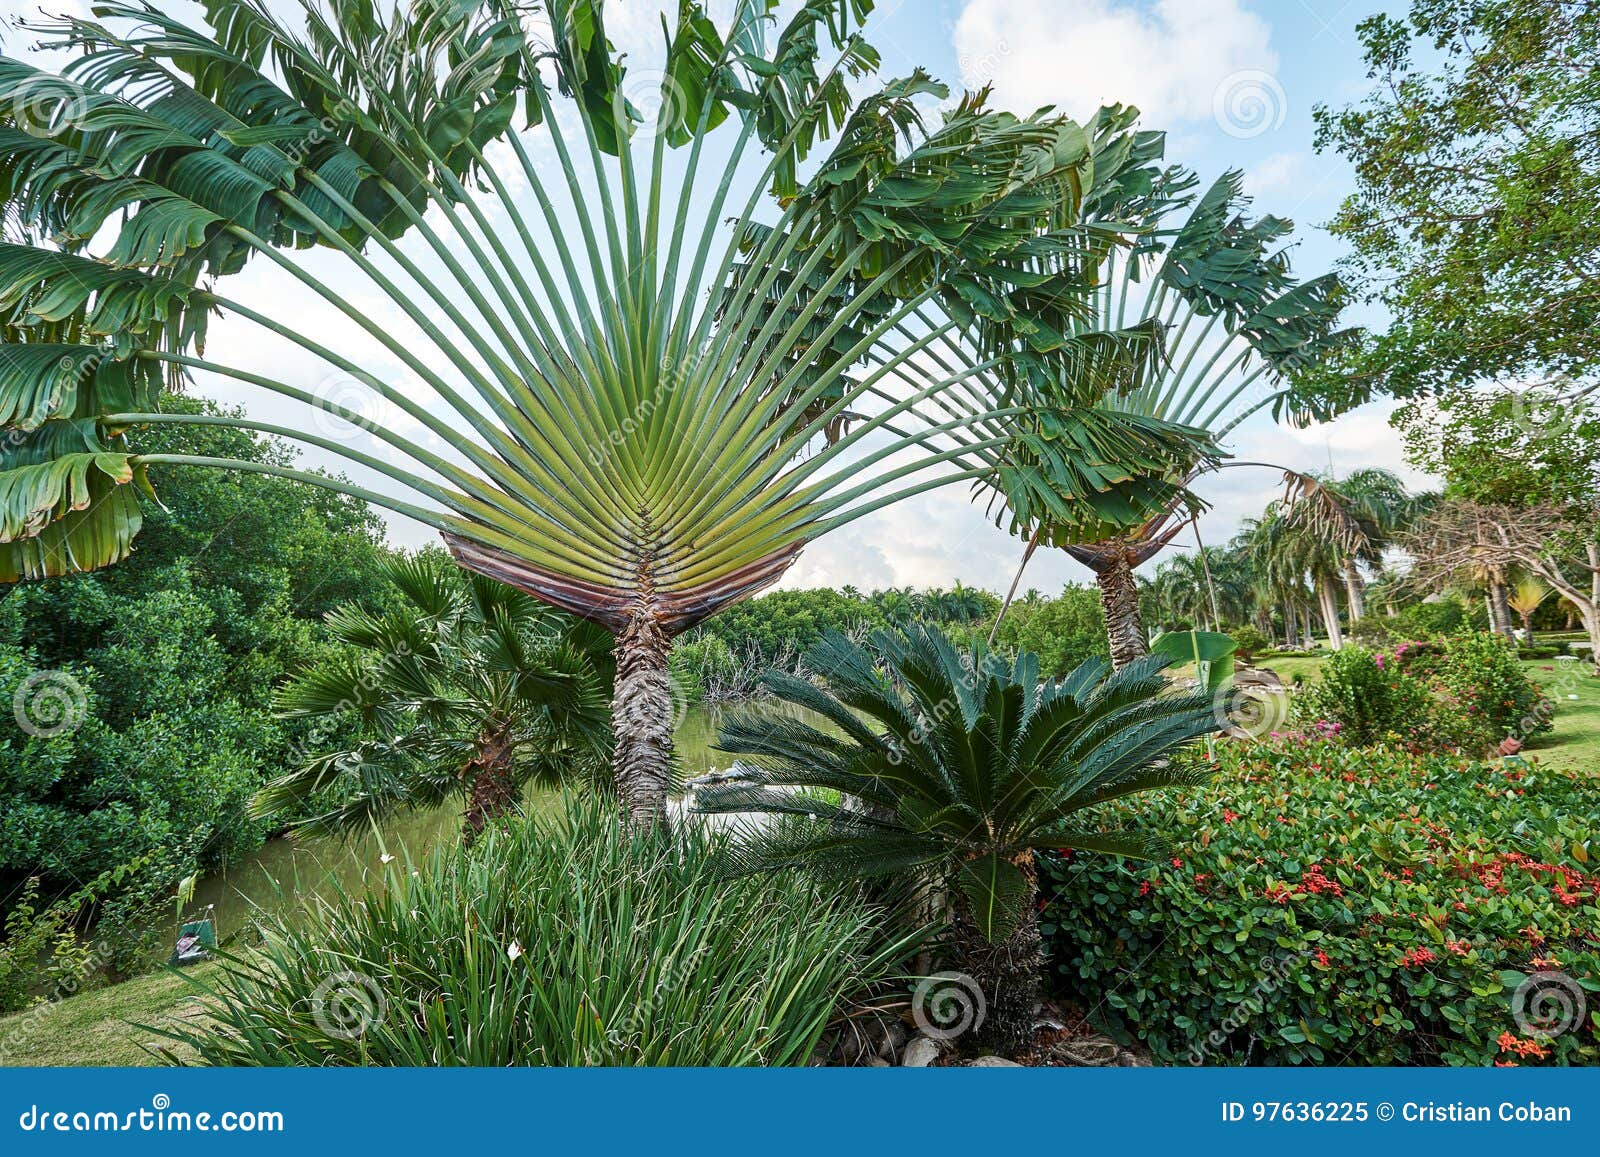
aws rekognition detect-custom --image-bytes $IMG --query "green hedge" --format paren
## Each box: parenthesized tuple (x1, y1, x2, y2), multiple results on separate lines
(1041, 739, 1600, 1065)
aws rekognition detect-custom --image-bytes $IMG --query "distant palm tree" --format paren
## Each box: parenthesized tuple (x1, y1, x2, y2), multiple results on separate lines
(1507, 575, 1551, 644)
(256, 554, 611, 842)
(695, 626, 1219, 1055)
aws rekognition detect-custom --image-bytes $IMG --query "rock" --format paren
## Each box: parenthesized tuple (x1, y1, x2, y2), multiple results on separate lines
(1234, 665, 1284, 690)
(864, 1056, 890, 1067)
(1053, 1033, 1122, 1067)
(966, 1055, 1023, 1067)
(876, 1021, 909, 1061)
(901, 1036, 942, 1068)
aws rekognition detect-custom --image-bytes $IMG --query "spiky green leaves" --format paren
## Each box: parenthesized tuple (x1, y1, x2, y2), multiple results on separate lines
(696, 626, 1223, 943)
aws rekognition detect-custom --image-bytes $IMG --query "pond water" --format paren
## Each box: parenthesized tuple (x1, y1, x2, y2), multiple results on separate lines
(182, 700, 808, 943)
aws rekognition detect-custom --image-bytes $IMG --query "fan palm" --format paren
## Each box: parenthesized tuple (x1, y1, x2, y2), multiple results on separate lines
(0, 0, 1208, 823)
(693, 625, 1220, 1055)
(979, 172, 1356, 667)
(255, 553, 611, 842)
(1507, 575, 1550, 644)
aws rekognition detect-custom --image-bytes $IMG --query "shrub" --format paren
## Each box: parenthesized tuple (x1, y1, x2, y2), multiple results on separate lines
(1398, 632, 1554, 747)
(158, 797, 914, 1066)
(1297, 645, 1436, 745)
(1392, 598, 1475, 638)
(1226, 625, 1271, 664)
(1041, 739, 1600, 1066)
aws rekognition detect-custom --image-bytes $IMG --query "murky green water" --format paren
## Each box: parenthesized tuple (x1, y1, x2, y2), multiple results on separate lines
(184, 701, 810, 942)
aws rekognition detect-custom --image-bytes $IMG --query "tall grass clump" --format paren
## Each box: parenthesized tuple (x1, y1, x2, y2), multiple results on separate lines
(155, 797, 915, 1065)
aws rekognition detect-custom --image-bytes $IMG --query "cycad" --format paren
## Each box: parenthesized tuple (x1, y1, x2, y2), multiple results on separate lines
(693, 625, 1219, 1054)
(257, 552, 611, 842)
(0, 0, 1209, 822)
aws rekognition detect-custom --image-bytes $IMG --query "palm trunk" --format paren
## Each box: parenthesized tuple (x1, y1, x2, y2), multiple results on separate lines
(950, 853, 1041, 1057)
(462, 721, 516, 845)
(614, 600, 675, 828)
(1093, 551, 1148, 671)
(1488, 571, 1514, 638)
(1281, 601, 1298, 649)
(1344, 560, 1364, 624)
(1519, 613, 1535, 645)
(1317, 578, 1344, 649)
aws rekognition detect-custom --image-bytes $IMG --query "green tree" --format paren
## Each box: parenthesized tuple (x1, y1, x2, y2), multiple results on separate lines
(1, 401, 395, 932)
(257, 554, 611, 842)
(695, 626, 1219, 1055)
(1316, 0, 1600, 400)
(0, 0, 1206, 824)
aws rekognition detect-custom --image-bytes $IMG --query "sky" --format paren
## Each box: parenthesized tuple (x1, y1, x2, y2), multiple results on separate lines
(5, 0, 1430, 596)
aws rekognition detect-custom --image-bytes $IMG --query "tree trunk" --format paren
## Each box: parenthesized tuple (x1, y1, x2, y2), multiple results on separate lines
(1520, 613, 1535, 645)
(1317, 578, 1344, 650)
(1094, 551, 1148, 671)
(1488, 571, 1515, 638)
(1302, 606, 1316, 648)
(948, 854, 1042, 1057)
(614, 601, 675, 828)
(1281, 602, 1298, 649)
(1344, 560, 1365, 624)
(461, 722, 516, 846)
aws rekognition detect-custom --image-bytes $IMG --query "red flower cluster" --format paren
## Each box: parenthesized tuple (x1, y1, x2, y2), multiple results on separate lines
(1400, 946, 1436, 969)
(1497, 1031, 1550, 1060)
(1300, 864, 1344, 898)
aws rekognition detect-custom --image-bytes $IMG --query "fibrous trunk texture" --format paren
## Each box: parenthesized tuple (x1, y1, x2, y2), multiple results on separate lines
(462, 722, 516, 846)
(950, 854, 1042, 1057)
(1344, 560, 1364, 624)
(1094, 550, 1148, 671)
(614, 600, 675, 829)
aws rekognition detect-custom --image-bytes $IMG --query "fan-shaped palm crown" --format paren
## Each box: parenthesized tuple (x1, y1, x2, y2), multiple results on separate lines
(0, 0, 1211, 820)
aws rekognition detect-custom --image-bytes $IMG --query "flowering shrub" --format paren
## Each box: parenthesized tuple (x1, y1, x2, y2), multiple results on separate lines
(1297, 645, 1438, 746)
(1405, 632, 1554, 746)
(1297, 634, 1553, 756)
(1040, 740, 1600, 1066)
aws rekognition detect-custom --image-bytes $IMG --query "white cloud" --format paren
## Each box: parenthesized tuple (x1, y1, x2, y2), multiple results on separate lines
(952, 0, 1278, 126)
(1244, 151, 1304, 196)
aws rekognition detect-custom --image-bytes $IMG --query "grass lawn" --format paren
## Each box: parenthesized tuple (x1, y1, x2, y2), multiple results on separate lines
(0, 964, 213, 1067)
(1523, 659, 1600, 775)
